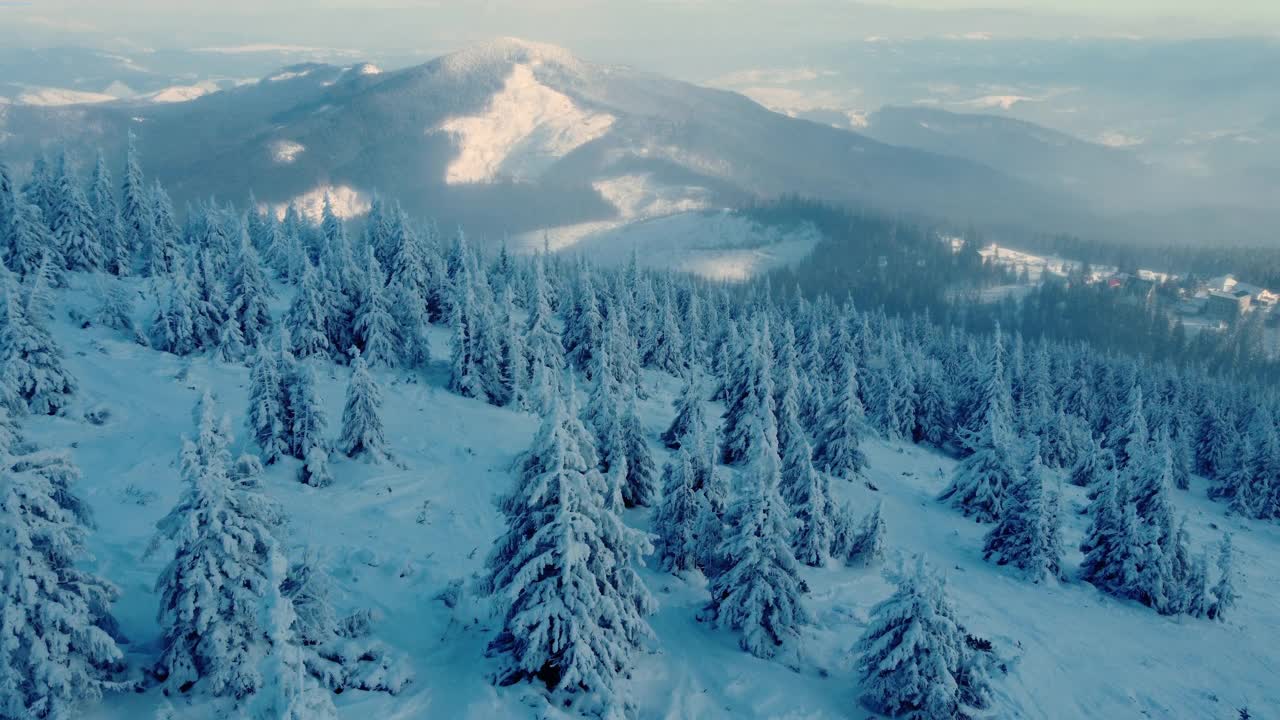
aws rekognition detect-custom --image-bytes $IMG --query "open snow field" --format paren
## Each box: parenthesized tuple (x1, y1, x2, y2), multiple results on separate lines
(29, 274, 1280, 719)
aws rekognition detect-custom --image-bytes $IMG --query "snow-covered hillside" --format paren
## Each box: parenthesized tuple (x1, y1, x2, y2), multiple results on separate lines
(13, 271, 1276, 720)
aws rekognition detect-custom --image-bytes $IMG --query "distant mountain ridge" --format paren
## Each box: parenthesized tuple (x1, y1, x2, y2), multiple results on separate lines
(0, 37, 1085, 242)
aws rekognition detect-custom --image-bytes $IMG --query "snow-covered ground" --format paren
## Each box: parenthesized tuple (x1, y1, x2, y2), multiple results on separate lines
(561, 210, 822, 282)
(31, 273, 1280, 719)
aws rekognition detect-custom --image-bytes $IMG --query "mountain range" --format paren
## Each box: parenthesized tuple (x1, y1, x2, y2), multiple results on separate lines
(0, 38, 1088, 242)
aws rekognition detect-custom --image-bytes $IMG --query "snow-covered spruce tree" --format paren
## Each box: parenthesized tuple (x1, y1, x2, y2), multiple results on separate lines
(914, 357, 954, 447)
(523, 252, 564, 403)
(351, 247, 398, 368)
(0, 161, 13, 256)
(781, 411, 834, 567)
(642, 280, 686, 374)
(5, 197, 54, 279)
(386, 206, 432, 367)
(148, 271, 199, 356)
(286, 261, 331, 360)
(662, 371, 706, 449)
(49, 152, 99, 272)
(93, 277, 146, 345)
(247, 343, 287, 464)
(279, 555, 410, 695)
(447, 259, 503, 403)
(652, 445, 701, 573)
(1108, 382, 1149, 472)
(0, 444, 126, 719)
(1068, 434, 1114, 489)
(938, 332, 1019, 523)
(1223, 435, 1266, 518)
(1196, 399, 1233, 481)
(562, 267, 604, 374)
(1208, 533, 1236, 621)
(1078, 474, 1141, 594)
(496, 285, 527, 409)
(721, 317, 775, 467)
(248, 553, 338, 720)
(843, 501, 888, 567)
(706, 396, 810, 659)
(120, 132, 151, 269)
(146, 181, 180, 277)
(284, 361, 327, 466)
(152, 393, 284, 698)
(213, 302, 247, 363)
(0, 282, 77, 416)
(339, 350, 389, 463)
(88, 151, 127, 276)
(855, 556, 992, 720)
(812, 360, 869, 481)
(227, 233, 274, 349)
(982, 440, 1064, 583)
(484, 385, 653, 716)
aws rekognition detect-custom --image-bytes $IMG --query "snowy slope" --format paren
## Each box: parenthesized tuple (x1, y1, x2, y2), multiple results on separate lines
(438, 62, 616, 184)
(15, 272, 1274, 719)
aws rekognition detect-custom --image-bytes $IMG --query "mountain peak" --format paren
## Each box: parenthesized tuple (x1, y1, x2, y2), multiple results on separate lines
(437, 37, 584, 75)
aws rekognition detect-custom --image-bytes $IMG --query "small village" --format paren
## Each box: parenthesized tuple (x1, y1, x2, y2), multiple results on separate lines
(975, 242, 1280, 354)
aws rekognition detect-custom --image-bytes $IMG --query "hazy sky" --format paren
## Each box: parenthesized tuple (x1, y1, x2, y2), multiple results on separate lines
(2, 0, 1276, 68)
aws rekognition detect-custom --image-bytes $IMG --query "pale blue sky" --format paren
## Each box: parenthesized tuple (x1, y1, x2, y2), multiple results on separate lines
(2, 0, 1275, 61)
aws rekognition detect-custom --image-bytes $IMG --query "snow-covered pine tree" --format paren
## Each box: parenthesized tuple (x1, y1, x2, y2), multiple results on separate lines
(148, 269, 200, 356)
(1208, 533, 1236, 621)
(523, 252, 564, 405)
(47, 152, 97, 272)
(855, 556, 992, 720)
(227, 233, 274, 349)
(190, 250, 229, 349)
(92, 278, 146, 345)
(1109, 382, 1150, 472)
(914, 357, 954, 447)
(652, 445, 701, 573)
(1079, 479, 1143, 601)
(0, 443, 125, 719)
(385, 205, 431, 367)
(119, 132, 151, 269)
(213, 301, 247, 362)
(484, 383, 653, 715)
(248, 552, 338, 720)
(562, 266, 604, 374)
(781, 407, 833, 567)
(5, 198, 53, 281)
(1196, 399, 1234, 481)
(835, 501, 884, 568)
(706, 390, 809, 659)
(812, 360, 869, 481)
(938, 332, 1019, 523)
(352, 247, 398, 368)
(286, 261, 331, 360)
(982, 440, 1064, 583)
(661, 371, 706, 449)
(247, 343, 287, 464)
(721, 317, 775, 466)
(642, 279, 686, 374)
(88, 151, 127, 276)
(149, 181, 180, 273)
(0, 282, 77, 416)
(339, 350, 389, 463)
(278, 555, 409, 694)
(495, 285, 527, 408)
(284, 361, 327, 464)
(1068, 433, 1114, 490)
(1223, 435, 1266, 518)
(152, 393, 283, 698)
